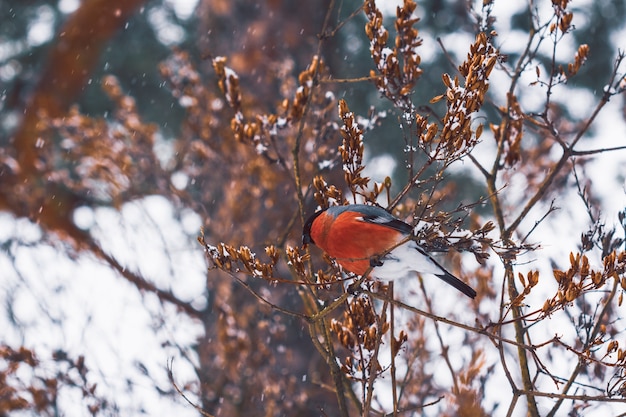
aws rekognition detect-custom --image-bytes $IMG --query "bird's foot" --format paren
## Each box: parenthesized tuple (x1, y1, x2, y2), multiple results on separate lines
(369, 255, 384, 268)
(346, 281, 362, 294)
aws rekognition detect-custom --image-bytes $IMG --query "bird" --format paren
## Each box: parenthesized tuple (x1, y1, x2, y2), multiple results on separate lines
(302, 204, 476, 298)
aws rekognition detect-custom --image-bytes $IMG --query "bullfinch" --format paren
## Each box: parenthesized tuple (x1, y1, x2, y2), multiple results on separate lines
(302, 204, 476, 298)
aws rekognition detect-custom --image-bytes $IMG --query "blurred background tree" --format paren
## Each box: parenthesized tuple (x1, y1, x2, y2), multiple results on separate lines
(1, 0, 626, 416)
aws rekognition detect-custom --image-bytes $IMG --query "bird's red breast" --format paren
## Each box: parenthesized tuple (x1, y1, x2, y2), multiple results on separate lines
(308, 210, 404, 275)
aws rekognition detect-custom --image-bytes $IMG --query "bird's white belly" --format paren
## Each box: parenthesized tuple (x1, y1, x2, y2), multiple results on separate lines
(369, 242, 444, 280)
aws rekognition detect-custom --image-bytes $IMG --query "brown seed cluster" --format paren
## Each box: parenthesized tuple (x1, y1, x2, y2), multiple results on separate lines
(545, 0, 590, 82)
(212, 56, 242, 111)
(285, 246, 308, 278)
(214, 55, 328, 160)
(0, 345, 106, 415)
(541, 251, 626, 316)
(312, 175, 344, 209)
(491, 92, 524, 167)
(36, 75, 159, 204)
(550, 0, 574, 34)
(432, 32, 499, 158)
(331, 295, 389, 352)
(337, 99, 369, 198)
(201, 235, 278, 280)
(335, 99, 392, 204)
(364, 0, 422, 107)
(509, 270, 540, 307)
(567, 44, 589, 77)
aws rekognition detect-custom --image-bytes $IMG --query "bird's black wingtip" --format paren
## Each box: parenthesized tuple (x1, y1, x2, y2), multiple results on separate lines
(436, 272, 477, 298)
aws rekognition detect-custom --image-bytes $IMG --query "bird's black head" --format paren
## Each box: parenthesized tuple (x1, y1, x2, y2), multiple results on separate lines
(302, 209, 325, 246)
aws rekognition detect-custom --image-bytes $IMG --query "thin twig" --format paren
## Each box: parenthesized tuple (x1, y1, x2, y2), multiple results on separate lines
(388, 283, 399, 417)
(418, 278, 460, 394)
(168, 358, 215, 417)
(546, 277, 620, 417)
(320, 75, 376, 83)
(363, 292, 389, 417)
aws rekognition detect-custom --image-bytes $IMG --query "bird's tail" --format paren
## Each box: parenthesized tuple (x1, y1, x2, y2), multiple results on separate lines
(435, 271, 476, 299)
(412, 243, 477, 298)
